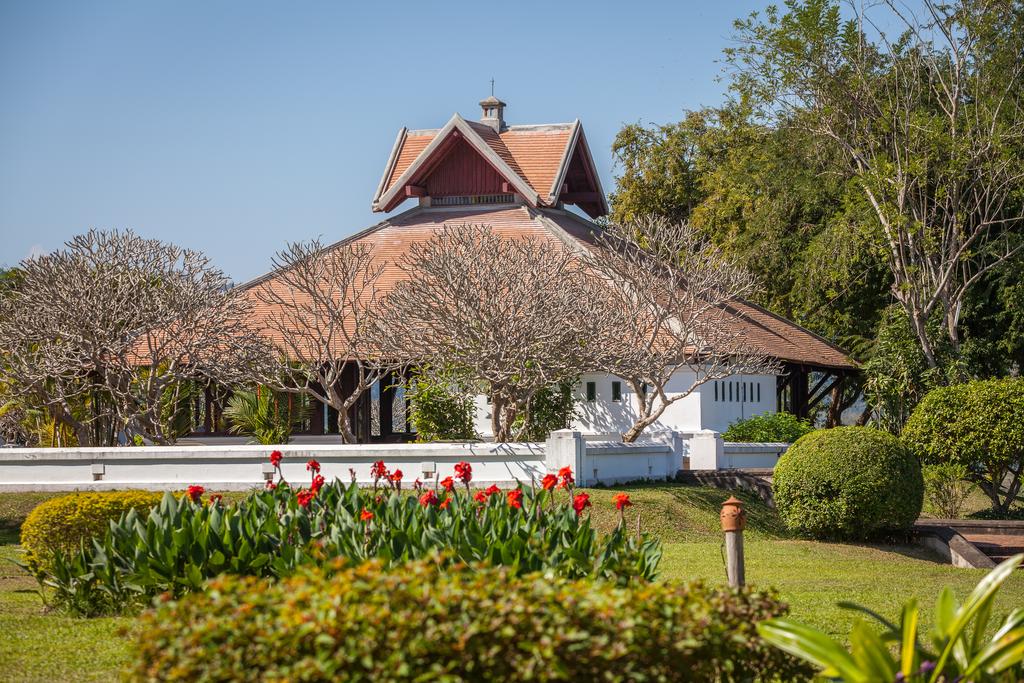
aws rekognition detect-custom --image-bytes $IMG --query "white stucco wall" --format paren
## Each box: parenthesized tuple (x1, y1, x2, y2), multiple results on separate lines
(472, 370, 779, 439)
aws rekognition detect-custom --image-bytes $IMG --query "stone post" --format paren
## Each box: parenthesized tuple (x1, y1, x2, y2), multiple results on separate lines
(689, 430, 724, 470)
(545, 430, 586, 485)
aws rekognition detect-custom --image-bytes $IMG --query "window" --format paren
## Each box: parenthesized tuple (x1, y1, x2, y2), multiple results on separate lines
(714, 381, 719, 401)
(586, 381, 597, 402)
(728, 382, 733, 402)
(742, 382, 747, 402)
(611, 381, 622, 402)
(757, 382, 761, 402)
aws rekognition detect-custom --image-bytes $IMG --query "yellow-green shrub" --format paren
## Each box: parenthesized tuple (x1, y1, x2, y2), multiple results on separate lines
(20, 490, 162, 576)
(127, 558, 810, 682)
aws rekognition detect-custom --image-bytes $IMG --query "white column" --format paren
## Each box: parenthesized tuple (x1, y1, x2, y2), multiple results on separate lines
(545, 430, 586, 485)
(688, 430, 724, 470)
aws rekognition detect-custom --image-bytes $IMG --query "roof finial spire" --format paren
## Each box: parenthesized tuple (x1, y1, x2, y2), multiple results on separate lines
(490, 78, 495, 96)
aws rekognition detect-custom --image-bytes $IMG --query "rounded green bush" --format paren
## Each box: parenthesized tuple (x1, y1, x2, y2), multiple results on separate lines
(20, 490, 162, 577)
(903, 378, 1024, 514)
(126, 558, 810, 682)
(773, 426, 923, 539)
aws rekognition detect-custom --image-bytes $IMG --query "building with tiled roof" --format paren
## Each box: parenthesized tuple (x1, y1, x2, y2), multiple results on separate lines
(234, 97, 856, 442)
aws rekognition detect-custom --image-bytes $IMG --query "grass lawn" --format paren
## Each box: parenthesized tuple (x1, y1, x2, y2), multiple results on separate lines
(1, 485, 1022, 681)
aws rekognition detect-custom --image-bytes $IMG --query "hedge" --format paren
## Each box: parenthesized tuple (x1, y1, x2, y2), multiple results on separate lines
(126, 558, 810, 682)
(773, 426, 923, 539)
(20, 490, 163, 577)
(723, 412, 813, 443)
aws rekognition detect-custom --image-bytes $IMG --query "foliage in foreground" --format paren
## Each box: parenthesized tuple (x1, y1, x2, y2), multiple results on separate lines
(19, 490, 162, 578)
(126, 557, 809, 683)
(722, 411, 813, 443)
(773, 426, 923, 540)
(758, 554, 1024, 683)
(40, 461, 660, 615)
(903, 378, 1024, 514)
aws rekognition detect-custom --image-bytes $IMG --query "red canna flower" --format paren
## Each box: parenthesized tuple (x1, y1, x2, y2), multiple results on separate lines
(440, 476, 455, 492)
(208, 493, 223, 505)
(454, 461, 472, 484)
(557, 466, 574, 489)
(419, 490, 438, 507)
(389, 470, 403, 482)
(311, 474, 326, 494)
(439, 497, 451, 510)
(186, 485, 205, 503)
(370, 460, 389, 482)
(269, 451, 282, 468)
(613, 493, 632, 511)
(507, 489, 524, 509)
(473, 490, 487, 503)
(484, 484, 500, 497)
(414, 478, 423, 491)
(265, 481, 277, 490)
(296, 490, 314, 508)
(572, 492, 591, 516)
(541, 473, 558, 491)
(360, 508, 374, 522)
(306, 459, 321, 473)
(374, 494, 383, 505)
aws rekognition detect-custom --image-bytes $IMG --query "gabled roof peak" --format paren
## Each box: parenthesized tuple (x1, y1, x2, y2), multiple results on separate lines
(371, 103, 608, 219)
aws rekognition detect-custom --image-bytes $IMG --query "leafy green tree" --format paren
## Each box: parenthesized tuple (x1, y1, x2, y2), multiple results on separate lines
(727, 0, 1024, 369)
(903, 378, 1024, 514)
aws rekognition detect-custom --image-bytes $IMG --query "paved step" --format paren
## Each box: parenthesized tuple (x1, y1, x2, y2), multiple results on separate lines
(962, 533, 1024, 567)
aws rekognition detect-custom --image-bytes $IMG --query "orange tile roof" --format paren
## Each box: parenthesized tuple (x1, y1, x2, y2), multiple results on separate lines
(240, 206, 855, 370)
(380, 122, 575, 204)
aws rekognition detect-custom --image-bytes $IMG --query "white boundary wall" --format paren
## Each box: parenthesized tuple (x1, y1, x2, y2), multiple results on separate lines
(0, 431, 785, 491)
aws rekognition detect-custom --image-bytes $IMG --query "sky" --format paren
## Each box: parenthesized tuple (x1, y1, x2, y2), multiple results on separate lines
(0, 0, 771, 282)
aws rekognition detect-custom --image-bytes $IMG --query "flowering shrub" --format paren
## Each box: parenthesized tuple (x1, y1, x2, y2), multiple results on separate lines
(126, 558, 808, 682)
(42, 459, 661, 615)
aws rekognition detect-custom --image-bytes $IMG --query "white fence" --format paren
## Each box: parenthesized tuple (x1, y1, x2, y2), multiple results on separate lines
(0, 430, 785, 492)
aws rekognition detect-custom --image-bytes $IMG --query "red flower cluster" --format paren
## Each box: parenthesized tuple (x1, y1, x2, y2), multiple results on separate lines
(439, 497, 451, 510)
(541, 473, 558, 491)
(557, 467, 574, 489)
(208, 493, 223, 505)
(389, 470, 403, 483)
(269, 451, 282, 468)
(485, 484, 500, 497)
(186, 485, 205, 503)
(306, 459, 321, 473)
(419, 490, 438, 507)
(370, 460, 389, 482)
(311, 474, 326, 495)
(414, 478, 423, 491)
(507, 489, 524, 509)
(360, 508, 374, 522)
(440, 476, 455, 492)
(454, 461, 472, 484)
(473, 490, 487, 503)
(296, 490, 314, 508)
(613, 493, 632, 511)
(265, 481, 277, 490)
(572, 492, 591, 516)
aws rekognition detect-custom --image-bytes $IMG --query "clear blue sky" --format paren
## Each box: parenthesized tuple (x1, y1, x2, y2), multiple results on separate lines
(1, 0, 770, 282)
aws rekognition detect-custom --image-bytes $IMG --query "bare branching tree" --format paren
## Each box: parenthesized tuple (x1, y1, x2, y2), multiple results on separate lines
(252, 239, 395, 443)
(0, 230, 267, 445)
(584, 216, 779, 442)
(729, 0, 1024, 369)
(381, 224, 605, 442)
